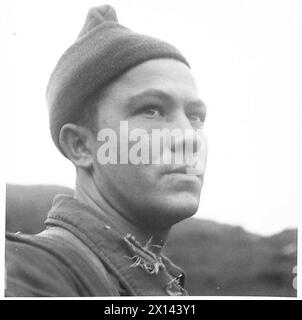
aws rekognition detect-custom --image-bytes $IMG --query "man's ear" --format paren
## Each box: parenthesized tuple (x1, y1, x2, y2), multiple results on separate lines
(59, 123, 95, 169)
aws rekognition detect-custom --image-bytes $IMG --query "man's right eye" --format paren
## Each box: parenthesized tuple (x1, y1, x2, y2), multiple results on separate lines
(140, 106, 164, 117)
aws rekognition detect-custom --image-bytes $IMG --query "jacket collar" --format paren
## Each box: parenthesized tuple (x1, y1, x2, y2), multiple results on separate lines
(45, 194, 187, 296)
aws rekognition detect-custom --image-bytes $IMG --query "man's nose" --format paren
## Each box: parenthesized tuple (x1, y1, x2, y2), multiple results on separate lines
(170, 116, 201, 155)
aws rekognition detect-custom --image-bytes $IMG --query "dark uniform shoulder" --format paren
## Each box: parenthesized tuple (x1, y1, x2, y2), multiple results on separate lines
(5, 231, 119, 297)
(5, 232, 83, 296)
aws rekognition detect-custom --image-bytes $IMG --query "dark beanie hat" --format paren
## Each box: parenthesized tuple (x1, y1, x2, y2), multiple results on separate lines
(46, 4, 190, 151)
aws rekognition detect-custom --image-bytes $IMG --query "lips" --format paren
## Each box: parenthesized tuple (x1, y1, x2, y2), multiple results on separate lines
(165, 165, 202, 176)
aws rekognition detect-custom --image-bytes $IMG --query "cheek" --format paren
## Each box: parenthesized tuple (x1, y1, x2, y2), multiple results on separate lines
(117, 165, 159, 194)
(96, 162, 160, 199)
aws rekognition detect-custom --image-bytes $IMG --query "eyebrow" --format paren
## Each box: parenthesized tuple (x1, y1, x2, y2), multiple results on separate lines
(125, 89, 207, 112)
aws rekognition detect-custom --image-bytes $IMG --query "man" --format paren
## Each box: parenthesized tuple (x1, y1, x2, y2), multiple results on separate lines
(5, 4, 207, 296)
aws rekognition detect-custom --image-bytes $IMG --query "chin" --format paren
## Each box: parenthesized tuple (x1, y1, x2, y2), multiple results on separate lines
(168, 193, 199, 219)
(145, 192, 200, 228)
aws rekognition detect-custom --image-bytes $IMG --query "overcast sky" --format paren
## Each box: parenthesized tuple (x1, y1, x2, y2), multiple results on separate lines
(5, 0, 302, 235)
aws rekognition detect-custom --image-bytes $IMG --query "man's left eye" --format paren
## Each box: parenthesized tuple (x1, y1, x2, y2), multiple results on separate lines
(188, 114, 203, 123)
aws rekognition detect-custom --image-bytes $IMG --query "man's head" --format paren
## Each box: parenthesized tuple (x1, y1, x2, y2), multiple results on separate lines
(47, 5, 207, 229)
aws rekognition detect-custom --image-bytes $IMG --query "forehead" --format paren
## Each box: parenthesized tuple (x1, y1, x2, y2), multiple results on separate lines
(102, 59, 200, 104)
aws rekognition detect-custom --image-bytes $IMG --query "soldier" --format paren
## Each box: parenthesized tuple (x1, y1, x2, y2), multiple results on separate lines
(5, 4, 207, 296)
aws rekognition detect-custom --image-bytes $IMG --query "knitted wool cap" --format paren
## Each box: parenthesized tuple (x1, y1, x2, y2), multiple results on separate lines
(46, 5, 190, 151)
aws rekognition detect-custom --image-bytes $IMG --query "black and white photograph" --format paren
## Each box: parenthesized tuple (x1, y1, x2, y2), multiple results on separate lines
(1, 0, 301, 299)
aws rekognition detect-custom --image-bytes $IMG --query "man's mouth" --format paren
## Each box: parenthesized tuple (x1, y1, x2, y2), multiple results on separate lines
(165, 165, 202, 176)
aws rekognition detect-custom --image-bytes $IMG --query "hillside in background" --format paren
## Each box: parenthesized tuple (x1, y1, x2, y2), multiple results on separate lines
(164, 219, 297, 296)
(6, 184, 297, 296)
(6, 184, 73, 234)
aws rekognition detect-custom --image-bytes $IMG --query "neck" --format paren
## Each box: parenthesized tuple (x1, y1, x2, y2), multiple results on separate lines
(74, 170, 170, 255)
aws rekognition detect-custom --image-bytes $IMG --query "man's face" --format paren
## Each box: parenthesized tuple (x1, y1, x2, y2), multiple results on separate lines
(92, 59, 207, 229)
